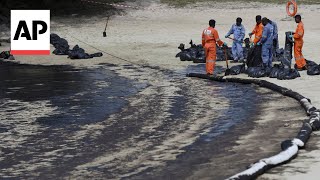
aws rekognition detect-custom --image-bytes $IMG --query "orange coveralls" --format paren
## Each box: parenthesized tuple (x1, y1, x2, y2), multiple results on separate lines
(293, 21, 307, 69)
(251, 23, 264, 44)
(202, 27, 224, 75)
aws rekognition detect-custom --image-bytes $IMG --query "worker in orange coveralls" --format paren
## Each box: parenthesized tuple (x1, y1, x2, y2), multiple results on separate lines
(249, 15, 264, 45)
(289, 14, 307, 70)
(202, 19, 227, 75)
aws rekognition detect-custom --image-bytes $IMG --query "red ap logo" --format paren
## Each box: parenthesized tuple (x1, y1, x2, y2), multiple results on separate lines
(11, 10, 50, 55)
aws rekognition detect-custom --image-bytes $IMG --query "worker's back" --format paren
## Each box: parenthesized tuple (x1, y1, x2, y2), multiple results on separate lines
(262, 23, 274, 45)
(202, 27, 219, 48)
(294, 21, 304, 42)
(252, 23, 264, 44)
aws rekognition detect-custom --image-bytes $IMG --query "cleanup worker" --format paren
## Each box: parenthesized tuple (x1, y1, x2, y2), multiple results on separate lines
(202, 19, 227, 75)
(225, 17, 246, 63)
(249, 15, 264, 45)
(269, 19, 279, 56)
(260, 17, 274, 68)
(290, 14, 307, 70)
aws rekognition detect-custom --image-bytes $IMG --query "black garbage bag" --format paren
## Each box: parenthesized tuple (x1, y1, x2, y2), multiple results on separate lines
(68, 45, 90, 59)
(229, 64, 246, 75)
(277, 69, 300, 80)
(278, 56, 291, 69)
(269, 67, 282, 78)
(284, 31, 294, 61)
(193, 56, 205, 63)
(246, 45, 262, 67)
(68, 45, 103, 59)
(269, 64, 300, 80)
(50, 33, 61, 45)
(305, 60, 320, 75)
(176, 42, 205, 62)
(216, 46, 233, 61)
(177, 51, 192, 61)
(189, 48, 198, 60)
(243, 47, 249, 60)
(275, 48, 285, 61)
(176, 40, 233, 62)
(175, 51, 182, 58)
(50, 33, 70, 55)
(306, 60, 318, 67)
(307, 65, 320, 75)
(198, 48, 205, 58)
(216, 48, 224, 61)
(246, 66, 270, 78)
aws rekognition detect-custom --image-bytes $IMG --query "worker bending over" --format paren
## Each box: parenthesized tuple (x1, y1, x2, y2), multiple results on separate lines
(225, 17, 246, 63)
(202, 19, 227, 75)
(260, 17, 274, 68)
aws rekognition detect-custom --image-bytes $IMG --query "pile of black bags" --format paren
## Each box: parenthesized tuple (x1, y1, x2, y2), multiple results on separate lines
(50, 33, 70, 55)
(175, 42, 205, 63)
(246, 62, 300, 80)
(176, 40, 234, 63)
(68, 45, 103, 59)
(306, 60, 320, 75)
(219, 61, 301, 80)
(50, 33, 103, 59)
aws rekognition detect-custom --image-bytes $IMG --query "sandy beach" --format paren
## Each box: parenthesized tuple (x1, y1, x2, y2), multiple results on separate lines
(1, 1, 320, 179)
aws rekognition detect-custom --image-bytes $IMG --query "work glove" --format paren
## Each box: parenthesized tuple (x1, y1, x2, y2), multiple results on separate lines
(225, 35, 229, 38)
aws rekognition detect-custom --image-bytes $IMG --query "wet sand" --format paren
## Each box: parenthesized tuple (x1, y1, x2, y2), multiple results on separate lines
(0, 60, 306, 179)
(1, 1, 319, 179)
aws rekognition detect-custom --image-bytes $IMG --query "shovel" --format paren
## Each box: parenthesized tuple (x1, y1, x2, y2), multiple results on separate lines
(103, 17, 110, 37)
(224, 46, 231, 76)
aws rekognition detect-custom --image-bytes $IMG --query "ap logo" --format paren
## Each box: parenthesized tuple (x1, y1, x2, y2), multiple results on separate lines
(11, 10, 50, 55)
